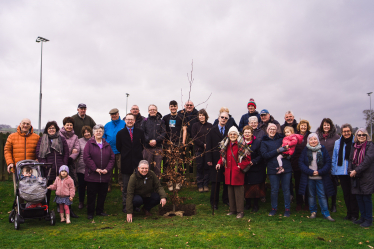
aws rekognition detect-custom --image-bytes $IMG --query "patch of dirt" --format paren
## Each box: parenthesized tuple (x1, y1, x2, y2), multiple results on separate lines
(158, 204, 196, 216)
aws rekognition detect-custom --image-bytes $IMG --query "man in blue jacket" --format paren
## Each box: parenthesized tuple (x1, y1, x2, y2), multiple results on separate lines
(104, 108, 126, 192)
(238, 98, 261, 132)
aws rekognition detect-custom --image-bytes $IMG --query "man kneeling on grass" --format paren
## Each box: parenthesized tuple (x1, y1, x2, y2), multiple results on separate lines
(126, 160, 167, 222)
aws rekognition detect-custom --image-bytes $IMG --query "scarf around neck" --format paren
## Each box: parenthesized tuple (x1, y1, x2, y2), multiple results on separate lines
(338, 135, 352, 166)
(306, 143, 323, 168)
(219, 135, 252, 167)
(352, 141, 368, 167)
(38, 133, 64, 158)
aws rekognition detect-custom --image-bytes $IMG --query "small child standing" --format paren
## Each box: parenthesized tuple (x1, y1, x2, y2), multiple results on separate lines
(47, 165, 75, 223)
(276, 127, 304, 174)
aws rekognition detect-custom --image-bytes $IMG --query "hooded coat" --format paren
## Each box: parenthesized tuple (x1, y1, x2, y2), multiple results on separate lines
(35, 135, 69, 181)
(316, 125, 340, 158)
(83, 137, 115, 183)
(4, 126, 40, 166)
(141, 112, 166, 148)
(238, 111, 261, 132)
(59, 127, 80, 160)
(298, 145, 336, 197)
(103, 117, 126, 154)
(348, 141, 374, 195)
(281, 134, 304, 155)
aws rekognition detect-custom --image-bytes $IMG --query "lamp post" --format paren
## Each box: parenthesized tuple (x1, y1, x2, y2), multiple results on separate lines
(36, 36, 49, 134)
(368, 92, 373, 139)
(126, 93, 130, 114)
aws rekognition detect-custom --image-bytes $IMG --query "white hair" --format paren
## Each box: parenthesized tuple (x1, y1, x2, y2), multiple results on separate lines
(138, 160, 149, 167)
(148, 104, 157, 111)
(93, 124, 104, 133)
(285, 110, 294, 116)
(248, 116, 258, 123)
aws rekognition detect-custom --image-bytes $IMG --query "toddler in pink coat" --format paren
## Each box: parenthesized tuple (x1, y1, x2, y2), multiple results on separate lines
(47, 165, 75, 223)
(277, 127, 304, 174)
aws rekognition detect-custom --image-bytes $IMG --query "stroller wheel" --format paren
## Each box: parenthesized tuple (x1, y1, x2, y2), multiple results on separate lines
(8, 210, 15, 223)
(14, 214, 20, 230)
(50, 211, 56, 226)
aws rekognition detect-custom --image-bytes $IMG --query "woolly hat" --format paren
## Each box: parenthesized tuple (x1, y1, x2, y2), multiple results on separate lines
(307, 133, 320, 145)
(247, 98, 256, 108)
(267, 123, 277, 134)
(228, 126, 239, 136)
(59, 165, 69, 174)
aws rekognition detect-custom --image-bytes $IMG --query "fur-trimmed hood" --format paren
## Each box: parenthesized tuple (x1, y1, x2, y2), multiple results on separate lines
(316, 125, 337, 140)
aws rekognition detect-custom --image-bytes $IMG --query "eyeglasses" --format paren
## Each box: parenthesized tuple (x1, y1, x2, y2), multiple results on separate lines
(186, 104, 194, 107)
(149, 109, 157, 112)
(220, 116, 229, 120)
(342, 131, 351, 134)
(131, 108, 139, 110)
(48, 127, 56, 130)
(269, 128, 277, 131)
(357, 134, 367, 137)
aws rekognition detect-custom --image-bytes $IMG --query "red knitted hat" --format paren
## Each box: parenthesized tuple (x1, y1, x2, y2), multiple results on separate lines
(247, 98, 256, 108)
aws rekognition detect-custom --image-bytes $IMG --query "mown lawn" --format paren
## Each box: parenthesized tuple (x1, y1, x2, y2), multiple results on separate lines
(0, 180, 373, 248)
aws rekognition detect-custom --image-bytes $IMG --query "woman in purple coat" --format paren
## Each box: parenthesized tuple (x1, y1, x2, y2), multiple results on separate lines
(83, 124, 115, 220)
(36, 121, 69, 207)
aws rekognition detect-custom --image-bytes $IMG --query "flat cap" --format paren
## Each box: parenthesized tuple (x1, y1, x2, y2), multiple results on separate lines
(109, 108, 119, 114)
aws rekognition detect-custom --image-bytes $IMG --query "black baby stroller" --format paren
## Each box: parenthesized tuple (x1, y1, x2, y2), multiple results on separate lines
(8, 160, 56, 230)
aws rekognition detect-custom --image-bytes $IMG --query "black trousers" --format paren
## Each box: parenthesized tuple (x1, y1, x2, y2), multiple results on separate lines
(210, 182, 229, 206)
(339, 175, 359, 218)
(86, 182, 108, 216)
(77, 173, 87, 203)
(133, 193, 160, 212)
(195, 151, 210, 188)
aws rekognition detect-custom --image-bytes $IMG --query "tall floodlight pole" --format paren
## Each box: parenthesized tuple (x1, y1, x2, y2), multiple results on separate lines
(126, 93, 130, 114)
(36, 36, 49, 134)
(368, 92, 373, 139)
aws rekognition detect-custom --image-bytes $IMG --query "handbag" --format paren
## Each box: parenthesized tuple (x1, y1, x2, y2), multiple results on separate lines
(230, 146, 251, 173)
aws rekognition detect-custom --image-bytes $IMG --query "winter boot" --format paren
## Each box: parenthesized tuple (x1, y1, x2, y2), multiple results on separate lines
(66, 214, 71, 224)
(60, 213, 66, 222)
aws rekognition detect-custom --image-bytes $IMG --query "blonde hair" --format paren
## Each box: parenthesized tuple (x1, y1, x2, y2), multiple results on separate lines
(284, 126, 295, 134)
(297, 119, 311, 132)
(354, 128, 372, 143)
(219, 107, 229, 114)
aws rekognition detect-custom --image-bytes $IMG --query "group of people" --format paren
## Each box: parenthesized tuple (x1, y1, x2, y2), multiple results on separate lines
(4, 99, 374, 227)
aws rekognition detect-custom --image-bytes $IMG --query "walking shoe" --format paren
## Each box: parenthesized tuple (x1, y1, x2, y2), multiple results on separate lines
(324, 216, 335, 222)
(69, 206, 79, 218)
(310, 212, 317, 219)
(167, 181, 173, 191)
(350, 217, 358, 222)
(198, 187, 203, 193)
(360, 220, 372, 228)
(343, 215, 351, 220)
(236, 212, 244, 219)
(223, 201, 230, 206)
(268, 208, 277, 216)
(284, 209, 291, 217)
(227, 212, 236, 216)
(353, 217, 365, 225)
(252, 206, 259, 213)
(97, 213, 109, 216)
(176, 183, 182, 190)
(87, 215, 94, 220)
(203, 186, 209, 192)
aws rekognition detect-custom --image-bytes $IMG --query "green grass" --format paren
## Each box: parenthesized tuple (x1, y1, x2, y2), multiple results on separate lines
(0, 180, 373, 248)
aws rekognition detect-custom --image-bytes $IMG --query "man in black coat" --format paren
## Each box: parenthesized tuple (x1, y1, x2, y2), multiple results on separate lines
(205, 111, 230, 209)
(116, 113, 145, 213)
(280, 110, 298, 133)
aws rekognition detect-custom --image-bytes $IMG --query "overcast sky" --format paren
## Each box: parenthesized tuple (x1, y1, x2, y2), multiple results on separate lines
(1, 1, 373, 131)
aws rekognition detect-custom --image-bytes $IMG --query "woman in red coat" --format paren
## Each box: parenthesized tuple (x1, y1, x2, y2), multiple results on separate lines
(216, 126, 251, 218)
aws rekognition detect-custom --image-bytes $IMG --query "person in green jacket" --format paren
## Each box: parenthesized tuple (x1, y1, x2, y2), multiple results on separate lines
(126, 160, 167, 222)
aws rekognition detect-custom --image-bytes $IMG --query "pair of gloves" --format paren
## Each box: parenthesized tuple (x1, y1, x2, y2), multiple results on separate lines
(277, 146, 289, 153)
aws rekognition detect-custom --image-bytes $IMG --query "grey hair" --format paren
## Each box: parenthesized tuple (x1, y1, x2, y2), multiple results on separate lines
(219, 111, 229, 118)
(341, 123, 353, 133)
(93, 124, 104, 133)
(285, 110, 294, 116)
(248, 116, 258, 123)
(354, 128, 372, 143)
(138, 160, 149, 167)
(148, 104, 157, 111)
(307, 132, 320, 145)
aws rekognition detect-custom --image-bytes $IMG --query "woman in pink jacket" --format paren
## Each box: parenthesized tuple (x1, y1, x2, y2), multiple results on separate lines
(48, 165, 75, 224)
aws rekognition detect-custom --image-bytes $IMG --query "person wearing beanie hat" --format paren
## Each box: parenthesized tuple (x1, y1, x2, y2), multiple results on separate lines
(216, 125, 251, 219)
(238, 98, 261, 132)
(47, 165, 75, 224)
(258, 109, 282, 134)
(298, 132, 336, 222)
(260, 121, 292, 217)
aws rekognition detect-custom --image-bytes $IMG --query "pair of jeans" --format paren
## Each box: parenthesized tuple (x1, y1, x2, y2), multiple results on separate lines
(86, 182, 108, 216)
(133, 193, 161, 212)
(308, 179, 329, 217)
(356, 194, 372, 222)
(77, 172, 87, 203)
(195, 151, 210, 188)
(268, 173, 292, 210)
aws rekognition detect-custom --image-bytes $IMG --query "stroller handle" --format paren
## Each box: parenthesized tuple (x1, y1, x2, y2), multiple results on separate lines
(38, 163, 53, 169)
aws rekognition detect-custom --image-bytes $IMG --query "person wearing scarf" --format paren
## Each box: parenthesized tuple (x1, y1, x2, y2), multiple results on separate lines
(36, 121, 69, 209)
(298, 133, 336, 222)
(216, 126, 251, 219)
(348, 128, 374, 228)
(242, 125, 265, 213)
(331, 124, 359, 221)
(316, 118, 340, 213)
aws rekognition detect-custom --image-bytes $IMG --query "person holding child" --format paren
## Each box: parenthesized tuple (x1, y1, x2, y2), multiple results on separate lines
(47, 165, 75, 224)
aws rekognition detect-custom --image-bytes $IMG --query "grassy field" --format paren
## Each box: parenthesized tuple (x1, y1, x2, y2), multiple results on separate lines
(0, 180, 373, 248)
